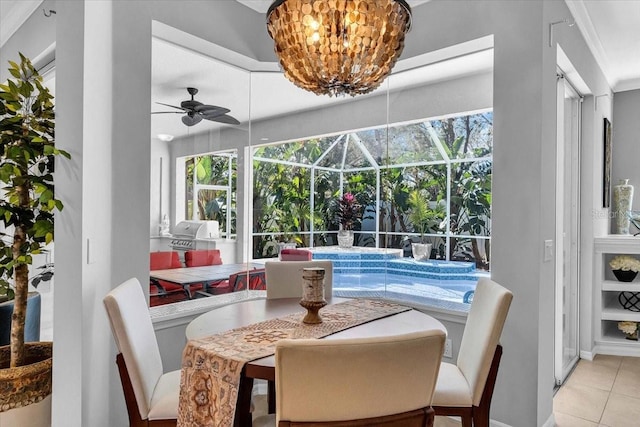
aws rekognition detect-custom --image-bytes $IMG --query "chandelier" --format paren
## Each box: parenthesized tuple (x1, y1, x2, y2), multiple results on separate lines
(266, 0, 412, 97)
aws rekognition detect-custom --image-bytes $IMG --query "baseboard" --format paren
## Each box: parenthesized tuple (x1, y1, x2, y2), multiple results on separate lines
(540, 413, 555, 427)
(580, 349, 594, 361)
(488, 414, 553, 427)
(593, 343, 640, 357)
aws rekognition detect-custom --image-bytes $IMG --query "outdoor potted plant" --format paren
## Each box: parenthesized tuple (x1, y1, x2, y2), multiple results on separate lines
(407, 189, 435, 261)
(609, 255, 640, 282)
(0, 54, 69, 424)
(333, 192, 362, 248)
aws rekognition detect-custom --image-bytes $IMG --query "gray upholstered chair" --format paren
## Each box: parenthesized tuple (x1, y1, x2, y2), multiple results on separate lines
(265, 260, 333, 299)
(432, 277, 513, 427)
(103, 277, 179, 427)
(254, 329, 445, 427)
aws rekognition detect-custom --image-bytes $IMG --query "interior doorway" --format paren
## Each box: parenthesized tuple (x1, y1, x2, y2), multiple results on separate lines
(554, 72, 582, 385)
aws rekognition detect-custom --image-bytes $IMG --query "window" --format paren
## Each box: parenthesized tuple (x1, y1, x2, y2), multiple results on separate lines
(252, 110, 492, 270)
(184, 151, 237, 238)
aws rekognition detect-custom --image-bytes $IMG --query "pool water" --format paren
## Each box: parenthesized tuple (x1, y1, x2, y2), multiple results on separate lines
(307, 247, 488, 312)
(332, 272, 484, 312)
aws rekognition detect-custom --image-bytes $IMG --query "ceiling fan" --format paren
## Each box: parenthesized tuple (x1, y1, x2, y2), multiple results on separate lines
(152, 87, 240, 126)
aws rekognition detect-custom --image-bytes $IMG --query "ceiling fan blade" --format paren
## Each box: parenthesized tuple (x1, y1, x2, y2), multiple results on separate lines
(156, 102, 187, 111)
(200, 110, 231, 120)
(194, 104, 230, 115)
(151, 111, 185, 114)
(182, 114, 203, 126)
(204, 114, 240, 125)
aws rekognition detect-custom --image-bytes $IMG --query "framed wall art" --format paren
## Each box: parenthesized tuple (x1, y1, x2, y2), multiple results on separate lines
(603, 117, 612, 208)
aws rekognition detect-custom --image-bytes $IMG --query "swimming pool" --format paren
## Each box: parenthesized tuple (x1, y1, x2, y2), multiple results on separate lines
(332, 271, 483, 312)
(308, 247, 488, 312)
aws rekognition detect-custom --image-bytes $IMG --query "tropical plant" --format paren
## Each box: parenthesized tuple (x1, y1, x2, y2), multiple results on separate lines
(428, 114, 493, 267)
(0, 54, 69, 368)
(332, 192, 362, 231)
(407, 189, 433, 243)
(185, 153, 237, 235)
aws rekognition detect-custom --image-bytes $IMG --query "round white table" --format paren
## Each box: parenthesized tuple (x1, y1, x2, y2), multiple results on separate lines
(185, 297, 447, 426)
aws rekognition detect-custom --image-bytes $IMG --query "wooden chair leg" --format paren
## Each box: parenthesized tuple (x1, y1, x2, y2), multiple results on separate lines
(474, 344, 503, 427)
(116, 354, 149, 427)
(472, 405, 490, 427)
(267, 380, 276, 414)
(235, 373, 254, 427)
(434, 345, 503, 427)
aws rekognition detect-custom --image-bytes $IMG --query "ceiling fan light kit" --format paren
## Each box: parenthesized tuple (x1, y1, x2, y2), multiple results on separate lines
(157, 133, 174, 142)
(152, 87, 240, 127)
(266, 0, 412, 97)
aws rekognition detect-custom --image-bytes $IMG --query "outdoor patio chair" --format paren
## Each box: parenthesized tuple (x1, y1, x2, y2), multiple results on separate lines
(183, 249, 225, 295)
(279, 248, 312, 261)
(149, 251, 187, 299)
(230, 268, 266, 292)
(184, 249, 222, 267)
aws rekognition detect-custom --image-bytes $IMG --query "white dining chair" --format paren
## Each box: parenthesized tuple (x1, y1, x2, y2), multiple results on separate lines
(254, 329, 445, 427)
(265, 260, 333, 299)
(432, 277, 513, 427)
(103, 277, 179, 426)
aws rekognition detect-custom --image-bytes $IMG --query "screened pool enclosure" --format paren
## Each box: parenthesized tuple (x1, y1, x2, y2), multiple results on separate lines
(186, 110, 493, 272)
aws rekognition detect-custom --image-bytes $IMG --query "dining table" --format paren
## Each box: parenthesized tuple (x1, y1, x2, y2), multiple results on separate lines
(180, 297, 447, 427)
(150, 261, 264, 298)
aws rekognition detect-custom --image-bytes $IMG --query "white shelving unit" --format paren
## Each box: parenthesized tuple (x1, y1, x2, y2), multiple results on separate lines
(594, 235, 640, 356)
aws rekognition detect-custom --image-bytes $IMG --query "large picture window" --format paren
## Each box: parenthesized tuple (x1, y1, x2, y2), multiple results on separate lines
(252, 110, 492, 270)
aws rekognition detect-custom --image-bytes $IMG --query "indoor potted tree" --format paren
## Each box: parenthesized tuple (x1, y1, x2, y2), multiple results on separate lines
(0, 54, 69, 423)
(407, 189, 436, 261)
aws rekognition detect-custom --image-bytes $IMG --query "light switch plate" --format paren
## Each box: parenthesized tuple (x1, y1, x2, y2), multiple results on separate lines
(544, 240, 553, 262)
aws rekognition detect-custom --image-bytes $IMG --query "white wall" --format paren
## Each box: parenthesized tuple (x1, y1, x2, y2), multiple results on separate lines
(2, 1, 616, 426)
(150, 138, 172, 237)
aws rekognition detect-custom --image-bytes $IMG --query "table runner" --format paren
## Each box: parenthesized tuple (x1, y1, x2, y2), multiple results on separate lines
(177, 298, 411, 427)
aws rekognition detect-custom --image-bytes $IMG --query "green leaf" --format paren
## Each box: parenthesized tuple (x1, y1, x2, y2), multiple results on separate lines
(8, 67, 21, 79)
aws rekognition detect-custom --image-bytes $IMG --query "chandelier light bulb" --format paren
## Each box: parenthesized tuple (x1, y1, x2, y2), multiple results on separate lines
(267, 0, 412, 97)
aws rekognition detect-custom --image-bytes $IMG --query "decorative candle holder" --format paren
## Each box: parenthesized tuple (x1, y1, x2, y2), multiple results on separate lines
(300, 267, 327, 324)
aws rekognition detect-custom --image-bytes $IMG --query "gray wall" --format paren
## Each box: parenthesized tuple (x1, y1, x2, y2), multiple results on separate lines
(612, 89, 640, 214)
(0, 0, 56, 81)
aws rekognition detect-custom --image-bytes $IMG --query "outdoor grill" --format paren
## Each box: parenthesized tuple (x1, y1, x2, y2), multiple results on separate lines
(170, 220, 219, 251)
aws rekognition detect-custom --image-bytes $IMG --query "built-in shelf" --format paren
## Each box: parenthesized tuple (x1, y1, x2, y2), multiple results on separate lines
(601, 307, 640, 322)
(602, 280, 640, 292)
(594, 235, 640, 356)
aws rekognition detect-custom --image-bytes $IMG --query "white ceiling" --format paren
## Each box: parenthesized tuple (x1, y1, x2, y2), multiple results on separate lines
(2, 0, 640, 139)
(235, 0, 431, 13)
(565, 0, 640, 92)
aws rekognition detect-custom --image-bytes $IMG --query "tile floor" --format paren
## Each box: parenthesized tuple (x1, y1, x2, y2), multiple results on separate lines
(554, 354, 640, 427)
